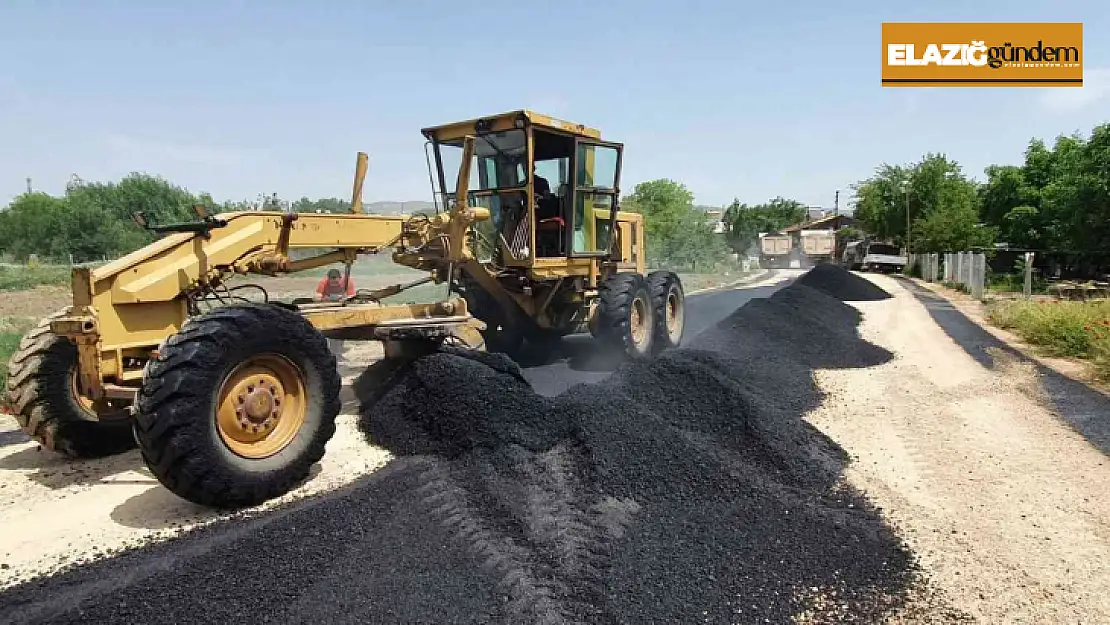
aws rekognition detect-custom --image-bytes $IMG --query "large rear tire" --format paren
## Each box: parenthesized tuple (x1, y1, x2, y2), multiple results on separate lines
(647, 271, 685, 353)
(5, 311, 135, 458)
(133, 303, 341, 509)
(591, 272, 655, 359)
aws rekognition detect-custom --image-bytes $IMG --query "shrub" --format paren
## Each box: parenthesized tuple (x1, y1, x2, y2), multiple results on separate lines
(988, 299, 1110, 360)
(0, 316, 37, 408)
(1085, 320, 1110, 382)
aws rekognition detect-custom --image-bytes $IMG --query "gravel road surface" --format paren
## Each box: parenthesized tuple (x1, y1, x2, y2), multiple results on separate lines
(520, 270, 799, 395)
(4, 266, 946, 624)
(6, 266, 1105, 624)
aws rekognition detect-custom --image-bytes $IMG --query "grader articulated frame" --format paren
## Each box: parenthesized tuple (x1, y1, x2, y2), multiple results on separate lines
(5, 110, 687, 510)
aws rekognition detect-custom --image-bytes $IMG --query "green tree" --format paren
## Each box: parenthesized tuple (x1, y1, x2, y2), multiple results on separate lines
(0, 192, 66, 261)
(850, 154, 992, 253)
(979, 165, 1031, 226)
(722, 197, 808, 254)
(975, 124, 1110, 254)
(292, 197, 351, 213)
(622, 179, 727, 270)
(0, 174, 222, 263)
(850, 163, 911, 242)
(999, 205, 1041, 249)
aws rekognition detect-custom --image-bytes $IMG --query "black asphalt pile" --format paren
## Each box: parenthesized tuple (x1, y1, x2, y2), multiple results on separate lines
(361, 267, 910, 623)
(688, 282, 894, 371)
(796, 263, 894, 301)
(0, 266, 937, 625)
(359, 350, 572, 458)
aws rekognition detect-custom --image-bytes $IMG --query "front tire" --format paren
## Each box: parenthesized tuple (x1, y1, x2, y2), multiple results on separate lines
(5, 311, 135, 458)
(133, 303, 341, 509)
(591, 273, 655, 359)
(647, 271, 685, 353)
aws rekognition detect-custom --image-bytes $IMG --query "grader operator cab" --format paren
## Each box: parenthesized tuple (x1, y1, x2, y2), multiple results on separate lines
(4, 110, 686, 510)
(424, 111, 685, 356)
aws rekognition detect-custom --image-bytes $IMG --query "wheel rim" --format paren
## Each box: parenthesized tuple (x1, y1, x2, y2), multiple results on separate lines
(630, 295, 649, 347)
(665, 287, 684, 341)
(216, 353, 307, 459)
(69, 368, 98, 416)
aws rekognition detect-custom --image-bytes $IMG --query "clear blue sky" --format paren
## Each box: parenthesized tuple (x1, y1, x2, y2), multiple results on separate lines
(1, 1, 1107, 211)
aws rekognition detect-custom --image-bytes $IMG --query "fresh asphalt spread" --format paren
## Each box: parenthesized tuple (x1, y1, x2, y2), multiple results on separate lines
(0, 266, 956, 624)
(518, 273, 794, 396)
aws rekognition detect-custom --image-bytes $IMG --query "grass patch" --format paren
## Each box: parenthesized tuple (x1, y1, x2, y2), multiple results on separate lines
(0, 265, 71, 292)
(987, 273, 1050, 295)
(1, 316, 37, 407)
(987, 299, 1110, 381)
(942, 280, 970, 295)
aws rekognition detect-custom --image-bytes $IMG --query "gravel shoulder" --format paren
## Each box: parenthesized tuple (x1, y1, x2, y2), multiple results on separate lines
(805, 272, 1110, 624)
(908, 277, 1110, 395)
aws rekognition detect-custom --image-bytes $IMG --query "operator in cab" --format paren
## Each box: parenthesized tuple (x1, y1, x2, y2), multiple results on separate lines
(533, 167, 552, 198)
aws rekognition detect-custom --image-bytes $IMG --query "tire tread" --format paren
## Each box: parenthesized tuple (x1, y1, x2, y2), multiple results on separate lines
(133, 302, 341, 508)
(4, 311, 135, 458)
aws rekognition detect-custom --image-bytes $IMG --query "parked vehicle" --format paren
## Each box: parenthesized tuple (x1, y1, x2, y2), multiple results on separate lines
(799, 229, 836, 264)
(842, 240, 907, 273)
(759, 233, 794, 269)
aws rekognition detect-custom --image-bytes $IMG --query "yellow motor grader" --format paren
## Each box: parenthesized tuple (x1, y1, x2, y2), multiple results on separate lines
(4, 110, 686, 508)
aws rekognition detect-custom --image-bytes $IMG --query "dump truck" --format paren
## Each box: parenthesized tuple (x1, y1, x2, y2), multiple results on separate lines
(4, 110, 687, 509)
(842, 240, 906, 273)
(758, 233, 794, 269)
(799, 229, 836, 264)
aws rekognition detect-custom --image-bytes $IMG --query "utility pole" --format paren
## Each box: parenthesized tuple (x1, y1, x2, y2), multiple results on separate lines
(26, 177, 32, 193)
(905, 185, 911, 254)
(834, 189, 839, 217)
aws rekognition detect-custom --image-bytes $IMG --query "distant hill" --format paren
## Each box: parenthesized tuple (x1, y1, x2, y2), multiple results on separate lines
(366, 200, 437, 215)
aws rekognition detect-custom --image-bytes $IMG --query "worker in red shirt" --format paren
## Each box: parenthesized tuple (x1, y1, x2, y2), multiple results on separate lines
(314, 268, 355, 302)
(314, 268, 354, 364)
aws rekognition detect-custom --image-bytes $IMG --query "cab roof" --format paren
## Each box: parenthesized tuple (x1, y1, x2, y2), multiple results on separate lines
(420, 110, 602, 142)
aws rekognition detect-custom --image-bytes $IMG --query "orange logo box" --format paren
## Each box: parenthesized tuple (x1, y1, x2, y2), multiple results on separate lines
(881, 22, 1083, 87)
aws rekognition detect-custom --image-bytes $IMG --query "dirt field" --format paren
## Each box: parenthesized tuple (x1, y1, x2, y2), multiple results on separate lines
(0, 287, 71, 319)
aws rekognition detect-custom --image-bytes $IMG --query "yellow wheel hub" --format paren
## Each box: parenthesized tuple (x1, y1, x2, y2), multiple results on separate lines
(70, 369, 97, 415)
(666, 290, 683, 337)
(216, 354, 307, 459)
(630, 297, 649, 346)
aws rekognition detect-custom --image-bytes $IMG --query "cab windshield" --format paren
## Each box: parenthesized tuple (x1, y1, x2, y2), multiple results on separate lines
(436, 129, 527, 195)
